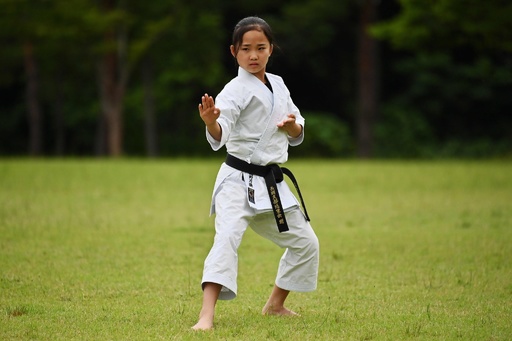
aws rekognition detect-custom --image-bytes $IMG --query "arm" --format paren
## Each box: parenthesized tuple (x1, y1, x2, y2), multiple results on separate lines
(198, 93, 222, 141)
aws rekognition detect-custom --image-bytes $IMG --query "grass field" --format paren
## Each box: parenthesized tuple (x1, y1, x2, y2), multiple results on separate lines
(1, 158, 511, 340)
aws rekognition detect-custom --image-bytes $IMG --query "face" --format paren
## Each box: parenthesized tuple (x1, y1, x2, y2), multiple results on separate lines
(231, 29, 273, 82)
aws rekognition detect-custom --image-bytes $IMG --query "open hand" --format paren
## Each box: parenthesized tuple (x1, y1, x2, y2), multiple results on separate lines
(198, 93, 220, 126)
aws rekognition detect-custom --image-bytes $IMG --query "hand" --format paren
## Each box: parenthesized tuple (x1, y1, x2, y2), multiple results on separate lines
(198, 93, 222, 141)
(198, 93, 220, 126)
(277, 114, 302, 138)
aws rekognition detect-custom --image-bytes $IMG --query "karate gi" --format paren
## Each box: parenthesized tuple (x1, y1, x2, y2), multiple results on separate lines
(201, 67, 319, 300)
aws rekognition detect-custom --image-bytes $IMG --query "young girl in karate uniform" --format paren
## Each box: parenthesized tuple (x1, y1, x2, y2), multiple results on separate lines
(192, 16, 319, 331)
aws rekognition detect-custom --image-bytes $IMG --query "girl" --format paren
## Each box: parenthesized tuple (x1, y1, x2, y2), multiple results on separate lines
(192, 16, 319, 331)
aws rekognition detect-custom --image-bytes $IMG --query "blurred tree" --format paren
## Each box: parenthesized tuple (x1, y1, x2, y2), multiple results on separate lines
(23, 40, 42, 156)
(0, 0, 47, 155)
(1, 0, 508, 158)
(123, 0, 224, 156)
(371, 0, 512, 157)
(93, 0, 179, 156)
(371, 0, 512, 54)
(96, 0, 127, 156)
(0, 0, 224, 157)
(0, 0, 103, 155)
(356, 0, 380, 158)
(141, 56, 157, 157)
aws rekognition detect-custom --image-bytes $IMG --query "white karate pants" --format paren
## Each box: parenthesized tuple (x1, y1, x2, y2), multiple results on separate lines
(201, 172, 319, 300)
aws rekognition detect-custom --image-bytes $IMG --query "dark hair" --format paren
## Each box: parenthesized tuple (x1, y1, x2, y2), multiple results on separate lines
(231, 16, 275, 55)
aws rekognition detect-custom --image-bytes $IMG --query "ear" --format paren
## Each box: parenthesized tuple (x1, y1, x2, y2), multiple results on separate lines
(269, 44, 273, 56)
(230, 45, 236, 58)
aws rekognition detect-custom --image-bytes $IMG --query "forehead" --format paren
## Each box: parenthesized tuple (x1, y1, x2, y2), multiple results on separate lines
(241, 29, 270, 45)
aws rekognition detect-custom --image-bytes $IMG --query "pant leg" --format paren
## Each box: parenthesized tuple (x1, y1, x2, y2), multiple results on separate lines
(201, 174, 254, 300)
(250, 207, 319, 292)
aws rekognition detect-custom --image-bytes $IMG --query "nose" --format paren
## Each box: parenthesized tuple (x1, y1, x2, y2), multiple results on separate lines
(250, 52, 258, 60)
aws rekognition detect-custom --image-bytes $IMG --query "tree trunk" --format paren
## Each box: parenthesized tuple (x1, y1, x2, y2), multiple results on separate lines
(97, 0, 127, 157)
(95, 105, 107, 156)
(142, 56, 158, 157)
(98, 53, 124, 157)
(53, 71, 65, 155)
(23, 41, 43, 156)
(356, 0, 379, 158)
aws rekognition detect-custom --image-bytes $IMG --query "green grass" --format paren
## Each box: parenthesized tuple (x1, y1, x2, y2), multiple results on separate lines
(1, 158, 511, 340)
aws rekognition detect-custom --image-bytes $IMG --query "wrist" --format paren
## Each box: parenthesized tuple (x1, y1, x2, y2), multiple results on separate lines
(206, 122, 222, 141)
(289, 124, 302, 138)
(206, 121, 218, 129)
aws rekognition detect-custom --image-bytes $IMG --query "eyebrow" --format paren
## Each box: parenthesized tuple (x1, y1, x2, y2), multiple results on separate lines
(241, 43, 268, 47)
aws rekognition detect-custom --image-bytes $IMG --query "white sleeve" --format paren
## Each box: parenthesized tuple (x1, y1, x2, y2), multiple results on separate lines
(287, 96, 305, 146)
(206, 127, 222, 151)
(205, 81, 243, 151)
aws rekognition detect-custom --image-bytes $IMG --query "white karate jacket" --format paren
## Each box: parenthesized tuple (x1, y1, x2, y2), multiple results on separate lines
(206, 67, 305, 215)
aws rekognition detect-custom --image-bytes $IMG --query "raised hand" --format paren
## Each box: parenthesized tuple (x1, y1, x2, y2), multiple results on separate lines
(198, 93, 222, 141)
(198, 93, 220, 126)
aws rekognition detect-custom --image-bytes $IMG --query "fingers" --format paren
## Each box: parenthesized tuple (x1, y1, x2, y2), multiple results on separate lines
(283, 114, 296, 123)
(278, 114, 296, 126)
(200, 93, 214, 110)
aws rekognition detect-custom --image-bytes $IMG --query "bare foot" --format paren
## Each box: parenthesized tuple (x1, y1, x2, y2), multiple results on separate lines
(191, 316, 214, 331)
(262, 304, 300, 316)
(191, 282, 221, 331)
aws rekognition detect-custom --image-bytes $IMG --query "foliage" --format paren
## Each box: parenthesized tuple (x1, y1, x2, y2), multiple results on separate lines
(371, 0, 512, 158)
(0, 0, 225, 156)
(375, 101, 434, 158)
(370, 0, 512, 54)
(1, 159, 512, 339)
(291, 112, 353, 157)
(375, 53, 512, 158)
(0, 1, 511, 157)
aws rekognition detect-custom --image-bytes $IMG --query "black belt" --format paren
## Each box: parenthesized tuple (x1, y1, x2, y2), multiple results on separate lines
(225, 154, 310, 233)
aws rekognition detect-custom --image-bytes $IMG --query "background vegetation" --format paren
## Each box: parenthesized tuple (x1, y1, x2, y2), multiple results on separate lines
(1, 159, 511, 339)
(1, 0, 511, 158)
